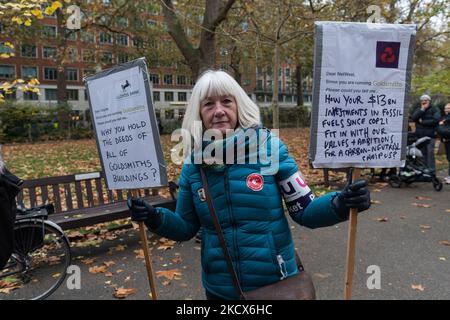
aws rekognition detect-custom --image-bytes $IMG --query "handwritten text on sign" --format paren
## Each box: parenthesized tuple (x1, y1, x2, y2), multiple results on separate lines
(310, 22, 416, 168)
(87, 65, 162, 189)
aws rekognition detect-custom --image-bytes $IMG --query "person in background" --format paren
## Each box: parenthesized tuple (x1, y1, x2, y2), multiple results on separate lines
(438, 103, 450, 184)
(0, 154, 22, 269)
(411, 94, 441, 172)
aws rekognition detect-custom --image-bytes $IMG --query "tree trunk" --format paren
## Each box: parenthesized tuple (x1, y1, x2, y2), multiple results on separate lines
(230, 45, 241, 84)
(296, 65, 303, 107)
(199, 0, 219, 71)
(272, 42, 280, 129)
(161, 0, 236, 78)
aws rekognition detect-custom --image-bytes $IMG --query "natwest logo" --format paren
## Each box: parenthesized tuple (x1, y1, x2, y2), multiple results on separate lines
(115, 76, 140, 100)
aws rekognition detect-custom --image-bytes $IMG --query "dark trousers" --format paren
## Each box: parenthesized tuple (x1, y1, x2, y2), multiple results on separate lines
(420, 138, 436, 172)
(445, 141, 450, 175)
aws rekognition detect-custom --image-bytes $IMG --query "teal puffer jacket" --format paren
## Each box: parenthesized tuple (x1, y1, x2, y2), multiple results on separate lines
(151, 128, 344, 299)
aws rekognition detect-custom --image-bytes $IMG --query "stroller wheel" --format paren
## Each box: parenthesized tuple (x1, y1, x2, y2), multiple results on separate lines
(389, 175, 402, 188)
(432, 178, 443, 191)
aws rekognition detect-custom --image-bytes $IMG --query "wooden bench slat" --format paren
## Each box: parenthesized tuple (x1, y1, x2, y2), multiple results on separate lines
(52, 184, 62, 212)
(117, 189, 124, 201)
(85, 180, 94, 207)
(107, 189, 114, 203)
(41, 185, 49, 204)
(64, 183, 73, 211)
(29, 187, 37, 208)
(94, 178, 104, 205)
(75, 181, 84, 209)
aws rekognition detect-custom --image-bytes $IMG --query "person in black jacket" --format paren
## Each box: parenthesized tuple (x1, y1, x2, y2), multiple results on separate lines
(411, 94, 441, 172)
(0, 157, 22, 269)
(438, 103, 450, 184)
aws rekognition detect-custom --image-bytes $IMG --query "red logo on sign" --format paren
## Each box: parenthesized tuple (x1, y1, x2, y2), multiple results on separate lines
(380, 47, 396, 63)
(246, 173, 264, 191)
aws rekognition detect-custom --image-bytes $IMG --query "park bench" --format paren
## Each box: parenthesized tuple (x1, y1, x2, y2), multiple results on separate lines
(16, 171, 178, 230)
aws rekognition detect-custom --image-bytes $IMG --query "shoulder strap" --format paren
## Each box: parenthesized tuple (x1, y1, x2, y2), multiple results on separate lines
(199, 168, 245, 299)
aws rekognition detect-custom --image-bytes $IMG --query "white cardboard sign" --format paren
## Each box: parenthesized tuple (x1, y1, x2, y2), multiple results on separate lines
(85, 58, 167, 190)
(309, 22, 416, 169)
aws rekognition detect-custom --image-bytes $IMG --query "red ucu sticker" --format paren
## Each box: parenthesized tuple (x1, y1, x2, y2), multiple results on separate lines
(246, 173, 264, 191)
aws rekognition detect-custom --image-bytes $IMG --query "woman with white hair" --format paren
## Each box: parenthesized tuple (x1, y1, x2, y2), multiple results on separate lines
(128, 70, 371, 300)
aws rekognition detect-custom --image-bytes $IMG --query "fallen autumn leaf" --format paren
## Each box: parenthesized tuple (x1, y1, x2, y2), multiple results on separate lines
(113, 287, 137, 299)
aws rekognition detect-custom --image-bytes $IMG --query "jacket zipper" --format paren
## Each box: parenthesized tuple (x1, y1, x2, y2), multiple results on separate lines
(224, 167, 241, 284)
(277, 254, 288, 280)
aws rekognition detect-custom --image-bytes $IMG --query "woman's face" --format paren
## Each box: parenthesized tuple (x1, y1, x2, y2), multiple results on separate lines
(445, 104, 450, 115)
(200, 95, 238, 134)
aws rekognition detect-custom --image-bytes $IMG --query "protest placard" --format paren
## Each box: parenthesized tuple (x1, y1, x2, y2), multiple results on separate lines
(85, 58, 166, 300)
(309, 22, 417, 169)
(85, 58, 167, 190)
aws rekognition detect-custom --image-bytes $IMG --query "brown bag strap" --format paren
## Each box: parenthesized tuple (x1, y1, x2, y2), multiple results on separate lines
(199, 168, 245, 299)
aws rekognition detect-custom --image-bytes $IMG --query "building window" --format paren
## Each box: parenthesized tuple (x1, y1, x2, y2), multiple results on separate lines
(118, 53, 129, 63)
(67, 89, 79, 101)
(80, 30, 95, 43)
(243, 79, 251, 86)
(147, 19, 157, 27)
(44, 67, 57, 80)
(163, 74, 172, 85)
(285, 68, 290, 77)
(45, 88, 57, 100)
(116, 34, 128, 46)
(21, 44, 37, 58)
(133, 37, 144, 48)
(0, 89, 16, 100)
(99, 32, 112, 44)
(256, 80, 263, 90)
(42, 25, 57, 38)
(101, 52, 113, 64)
(164, 91, 174, 101)
(23, 91, 39, 100)
(83, 69, 95, 78)
(65, 68, 78, 81)
(176, 75, 186, 85)
(117, 17, 128, 27)
(0, 42, 14, 55)
(177, 92, 187, 101)
(43, 46, 57, 59)
(153, 91, 160, 102)
(165, 109, 174, 119)
(21, 66, 37, 79)
(150, 74, 159, 84)
(0, 65, 15, 79)
(65, 29, 77, 41)
(82, 50, 95, 63)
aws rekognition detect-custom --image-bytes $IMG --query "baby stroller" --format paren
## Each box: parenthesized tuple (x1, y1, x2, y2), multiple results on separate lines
(388, 136, 443, 191)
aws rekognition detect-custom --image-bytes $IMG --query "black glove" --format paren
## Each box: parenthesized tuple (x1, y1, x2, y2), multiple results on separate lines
(127, 198, 161, 229)
(332, 179, 371, 220)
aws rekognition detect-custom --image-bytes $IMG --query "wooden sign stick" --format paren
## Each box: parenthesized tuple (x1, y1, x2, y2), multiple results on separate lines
(344, 168, 360, 300)
(131, 190, 158, 300)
